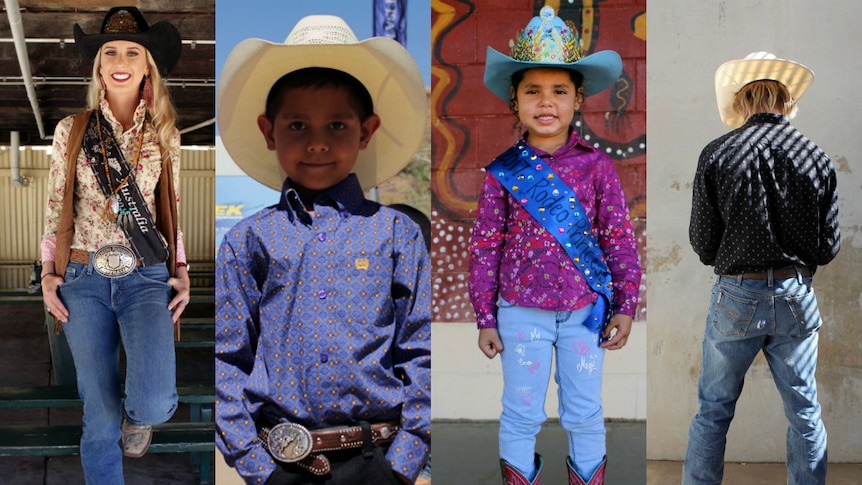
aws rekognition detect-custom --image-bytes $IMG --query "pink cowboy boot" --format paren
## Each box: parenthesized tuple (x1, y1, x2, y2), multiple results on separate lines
(500, 453, 543, 485)
(566, 456, 606, 485)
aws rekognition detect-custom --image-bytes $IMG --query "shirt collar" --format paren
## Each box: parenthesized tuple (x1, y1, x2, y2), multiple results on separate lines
(99, 90, 147, 132)
(277, 173, 366, 224)
(521, 127, 593, 157)
(743, 112, 789, 127)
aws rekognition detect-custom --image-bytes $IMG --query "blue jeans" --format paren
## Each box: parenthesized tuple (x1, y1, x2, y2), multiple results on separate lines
(58, 260, 178, 484)
(497, 299, 605, 479)
(683, 274, 826, 485)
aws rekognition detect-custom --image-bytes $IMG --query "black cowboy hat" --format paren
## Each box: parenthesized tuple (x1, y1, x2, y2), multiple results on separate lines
(73, 6, 181, 74)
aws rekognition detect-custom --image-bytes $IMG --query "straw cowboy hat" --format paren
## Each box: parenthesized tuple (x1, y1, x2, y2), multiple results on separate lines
(483, 6, 622, 101)
(218, 14, 427, 192)
(74, 6, 182, 74)
(715, 51, 814, 128)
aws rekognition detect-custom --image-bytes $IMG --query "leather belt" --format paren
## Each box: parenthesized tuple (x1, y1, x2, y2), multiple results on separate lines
(71, 246, 142, 278)
(722, 266, 811, 280)
(70, 248, 143, 267)
(69, 248, 93, 265)
(259, 420, 398, 475)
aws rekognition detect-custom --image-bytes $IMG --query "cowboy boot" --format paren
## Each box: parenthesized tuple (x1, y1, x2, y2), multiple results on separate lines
(500, 453, 543, 485)
(566, 455, 606, 485)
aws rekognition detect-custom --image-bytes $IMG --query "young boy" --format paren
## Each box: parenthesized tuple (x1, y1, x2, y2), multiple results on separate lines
(215, 15, 430, 485)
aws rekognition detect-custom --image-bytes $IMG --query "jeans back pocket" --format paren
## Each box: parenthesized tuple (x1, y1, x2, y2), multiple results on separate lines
(710, 287, 759, 337)
(784, 287, 822, 336)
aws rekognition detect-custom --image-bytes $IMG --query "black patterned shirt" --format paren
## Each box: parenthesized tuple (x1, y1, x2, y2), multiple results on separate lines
(689, 113, 840, 274)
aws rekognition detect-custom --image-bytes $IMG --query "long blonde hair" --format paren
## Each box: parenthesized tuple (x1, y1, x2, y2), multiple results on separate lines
(732, 79, 798, 122)
(86, 49, 179, 152)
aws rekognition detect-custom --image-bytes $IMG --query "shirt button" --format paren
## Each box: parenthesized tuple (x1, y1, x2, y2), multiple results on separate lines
(317, 289, 327, 299)
(317, 232, 326, 242)
(320, 353, 329, 363)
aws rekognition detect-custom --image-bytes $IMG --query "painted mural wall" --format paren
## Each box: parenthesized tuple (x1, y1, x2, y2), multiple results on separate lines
(430, 0, 646, 324)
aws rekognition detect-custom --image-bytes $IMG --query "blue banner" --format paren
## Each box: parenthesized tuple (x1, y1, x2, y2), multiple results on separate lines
(373, 0, 407, 45)
(488, 142, 613, 341)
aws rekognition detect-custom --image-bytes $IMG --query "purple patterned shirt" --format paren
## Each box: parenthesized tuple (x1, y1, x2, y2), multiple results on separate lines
(469, 131, 642, 329)
(215, 175, 430, 483)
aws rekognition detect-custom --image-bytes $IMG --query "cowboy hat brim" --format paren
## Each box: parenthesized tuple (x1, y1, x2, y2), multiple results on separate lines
(483, 46, 622, 101)
(73, 21, 182, 74)
(217, 36, 427, 192)
(715, 54, 814, 128)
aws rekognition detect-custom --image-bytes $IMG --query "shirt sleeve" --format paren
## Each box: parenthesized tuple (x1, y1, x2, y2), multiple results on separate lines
(689, 145, 724, 266)
(817, 155, 841, 265)
(386, 215, 431, 481)
(595, 157, 642, 317)
(168, 129, 187, 264)
(41, 115, 76, 262)
(468, 171, 509, 329)
(215, 230, 275, 484)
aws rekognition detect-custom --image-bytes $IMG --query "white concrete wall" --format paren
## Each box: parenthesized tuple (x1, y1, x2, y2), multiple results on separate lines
(647, 0, 862, 462)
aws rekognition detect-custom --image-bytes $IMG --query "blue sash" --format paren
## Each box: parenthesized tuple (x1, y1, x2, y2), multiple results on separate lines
(488, 141, 613, 339)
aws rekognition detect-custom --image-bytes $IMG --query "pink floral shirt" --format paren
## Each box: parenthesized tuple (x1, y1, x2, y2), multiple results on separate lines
(469, 130, 641, 329)
(41, 95, 185, 262)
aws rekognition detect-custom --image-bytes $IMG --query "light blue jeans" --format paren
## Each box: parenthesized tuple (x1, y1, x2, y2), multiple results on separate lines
(497, 299, 605, 479)
(683, 274, 826, 485)
(59, 260, 178, 484)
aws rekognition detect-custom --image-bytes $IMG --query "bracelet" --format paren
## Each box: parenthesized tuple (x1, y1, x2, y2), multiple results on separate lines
(40, 273, 56, 281)
(177, 262, 190, 271)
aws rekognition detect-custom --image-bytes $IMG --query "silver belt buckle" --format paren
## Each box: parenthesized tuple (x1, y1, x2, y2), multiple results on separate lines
(267, 422, 313, 463)
(92, 244, 137, 278)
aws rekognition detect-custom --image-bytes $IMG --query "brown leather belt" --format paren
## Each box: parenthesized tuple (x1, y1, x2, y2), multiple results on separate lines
(722, 267, 811, 280)
(69, 248, 142, 267)
(259, 421, 398, 475)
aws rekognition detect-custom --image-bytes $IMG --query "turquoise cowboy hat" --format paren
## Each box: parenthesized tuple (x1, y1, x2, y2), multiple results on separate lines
(483, 6, 622, 101)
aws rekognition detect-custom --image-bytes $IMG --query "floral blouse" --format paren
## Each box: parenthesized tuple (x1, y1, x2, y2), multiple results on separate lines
(41, 94, 185, 263)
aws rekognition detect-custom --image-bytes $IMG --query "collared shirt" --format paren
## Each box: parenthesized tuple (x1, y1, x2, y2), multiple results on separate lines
(469, 130, 642, 329)
(690, 113, 840, 274)
(215, 174, 431, 483)
(41, 93, 184, 261)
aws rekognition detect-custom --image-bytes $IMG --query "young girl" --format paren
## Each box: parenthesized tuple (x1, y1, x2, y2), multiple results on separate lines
(40, 7, 189, 482)
(469, 7, 641, 485)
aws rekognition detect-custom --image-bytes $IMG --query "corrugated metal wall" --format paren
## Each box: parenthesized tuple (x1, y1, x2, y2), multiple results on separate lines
(0, 146, 215, 290)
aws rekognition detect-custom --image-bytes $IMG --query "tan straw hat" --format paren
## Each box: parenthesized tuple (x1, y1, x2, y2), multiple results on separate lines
(715, 51, 814, 128)
(218, 15, 426, 191)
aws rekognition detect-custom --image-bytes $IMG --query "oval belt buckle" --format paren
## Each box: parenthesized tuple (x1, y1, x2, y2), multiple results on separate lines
(93, 244, 137, 278)
(267, 422, 313, 463)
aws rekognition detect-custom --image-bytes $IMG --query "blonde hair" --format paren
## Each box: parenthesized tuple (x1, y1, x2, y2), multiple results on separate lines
(732, 79, 798, 122)
(86, 49, 179, 152)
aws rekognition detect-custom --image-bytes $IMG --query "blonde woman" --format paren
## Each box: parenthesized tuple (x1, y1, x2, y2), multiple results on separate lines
(39, 7, 189, 483)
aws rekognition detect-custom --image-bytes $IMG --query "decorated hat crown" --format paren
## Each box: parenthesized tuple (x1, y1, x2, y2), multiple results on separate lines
(102, 9, 144, 34)
(508, 6, 582, 64)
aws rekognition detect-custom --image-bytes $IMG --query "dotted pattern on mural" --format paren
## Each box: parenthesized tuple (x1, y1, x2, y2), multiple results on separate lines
(431, 216, 473, 322)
